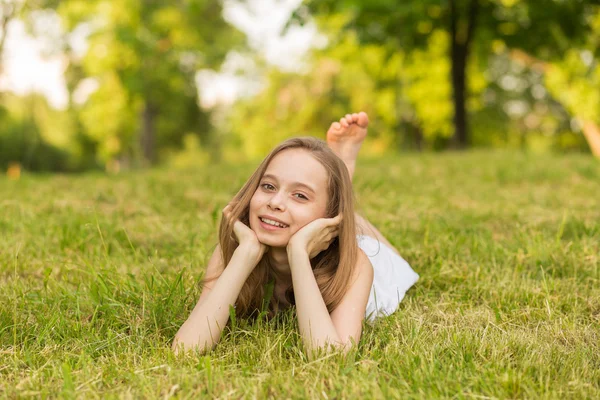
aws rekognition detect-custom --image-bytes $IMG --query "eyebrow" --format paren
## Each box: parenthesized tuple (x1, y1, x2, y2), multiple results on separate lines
(261, 174, 316, 194)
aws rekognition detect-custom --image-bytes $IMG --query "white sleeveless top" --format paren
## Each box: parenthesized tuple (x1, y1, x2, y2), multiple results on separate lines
(357, 235, 419, 322)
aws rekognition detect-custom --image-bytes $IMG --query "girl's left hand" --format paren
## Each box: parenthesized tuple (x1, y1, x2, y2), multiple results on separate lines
(287, 214, 343, 259)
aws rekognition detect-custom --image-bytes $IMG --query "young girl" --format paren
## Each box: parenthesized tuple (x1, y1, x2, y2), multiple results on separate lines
(173, 112, 419, 356)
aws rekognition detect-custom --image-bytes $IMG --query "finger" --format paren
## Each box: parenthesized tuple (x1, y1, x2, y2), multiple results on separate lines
(327, 214, 343, 226)
(321, 236, 336, 252)
(329, 227, 339, 238)
(318, 239, 329, 251)
(317, 218, 336, 229)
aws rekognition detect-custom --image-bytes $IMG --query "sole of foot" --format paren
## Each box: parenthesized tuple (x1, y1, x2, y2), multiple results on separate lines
(326, 112, 369, 164)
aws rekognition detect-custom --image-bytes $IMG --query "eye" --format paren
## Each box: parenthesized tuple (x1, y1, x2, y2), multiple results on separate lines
(261, 183, 275, 191)
(294, 193, 309, 200)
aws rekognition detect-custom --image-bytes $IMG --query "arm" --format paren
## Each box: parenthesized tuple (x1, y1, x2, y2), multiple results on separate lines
(288, 244, 374, 358)
(288, 245, 341, 356)
(329, 250, 373, 345)
(173, 205, 266, 354)
(172, 243, 259, 354)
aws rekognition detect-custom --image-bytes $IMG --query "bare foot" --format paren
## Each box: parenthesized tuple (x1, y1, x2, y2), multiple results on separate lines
(326, 112, 369, 179)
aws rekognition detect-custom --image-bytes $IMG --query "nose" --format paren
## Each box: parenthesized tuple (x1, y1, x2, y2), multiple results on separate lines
(267, 191, 286, 211)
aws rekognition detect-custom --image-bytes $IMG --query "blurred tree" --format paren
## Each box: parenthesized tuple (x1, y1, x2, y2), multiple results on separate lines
(478, 0, 600, 157)
(291, 0, 496, 148)
(509, 47, 600, 158)
(291, 0, 599, 153)
(1, 1, 82, 171)
(226, 28, 418, 159)
(28, 0, 243, 166)
(0, 93, 73, 171)
(0, 0, 22, 75)
(318, 13, 464, 149)
(521, 2, 600, 157)
(227, 4, 490, 154)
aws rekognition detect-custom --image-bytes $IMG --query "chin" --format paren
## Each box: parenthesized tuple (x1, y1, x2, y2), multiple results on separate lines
(256, 232, 289, 248)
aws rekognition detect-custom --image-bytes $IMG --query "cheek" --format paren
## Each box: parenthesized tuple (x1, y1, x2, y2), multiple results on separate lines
(291, 205, 326, 229)
(249, 191, 263, 211)
(249, 194, 262, 213)
(248, 197, 259, 230)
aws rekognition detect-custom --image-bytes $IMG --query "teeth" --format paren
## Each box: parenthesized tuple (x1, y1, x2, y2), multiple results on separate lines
(260, 217, 288, 228)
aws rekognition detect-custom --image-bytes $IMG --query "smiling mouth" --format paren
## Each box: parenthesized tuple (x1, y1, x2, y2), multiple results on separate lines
(259, 217, 289, 228)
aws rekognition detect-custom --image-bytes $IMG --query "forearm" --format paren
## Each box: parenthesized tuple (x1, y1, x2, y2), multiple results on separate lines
(173, 247, 255, 353)
(288, 246, 342, 356)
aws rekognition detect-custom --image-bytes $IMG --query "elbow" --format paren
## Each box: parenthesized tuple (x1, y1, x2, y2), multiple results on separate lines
(304, 338, 353, 360)
(171, 335, 186, 355)
(171, 334, 214, 355)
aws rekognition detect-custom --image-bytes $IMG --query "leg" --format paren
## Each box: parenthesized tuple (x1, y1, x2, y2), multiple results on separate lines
(326, 112, 401, 256)
(326, 112, 369, 180)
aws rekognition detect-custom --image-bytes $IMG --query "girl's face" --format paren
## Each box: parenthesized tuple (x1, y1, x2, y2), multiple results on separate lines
(249, 148, 329, 248)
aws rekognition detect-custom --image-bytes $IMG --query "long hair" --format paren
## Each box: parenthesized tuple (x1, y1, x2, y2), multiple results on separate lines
(216, 137, 358, 318)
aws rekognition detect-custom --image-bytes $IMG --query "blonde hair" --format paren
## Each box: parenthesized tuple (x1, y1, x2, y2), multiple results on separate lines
(217, 137, 358, 318)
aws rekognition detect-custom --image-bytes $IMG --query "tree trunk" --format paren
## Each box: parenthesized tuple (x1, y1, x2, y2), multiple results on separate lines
(582, 120, 600, 158)
(449, 0, 479, 148)
(412, 123, 424, 151)
(140, 101, 157, 165)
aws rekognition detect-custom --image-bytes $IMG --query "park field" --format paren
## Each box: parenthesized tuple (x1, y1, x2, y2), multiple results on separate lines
(0, 150, 599, 399)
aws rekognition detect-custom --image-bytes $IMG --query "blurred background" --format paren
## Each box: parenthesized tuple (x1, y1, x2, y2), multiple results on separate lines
(1, 0, 599, 174)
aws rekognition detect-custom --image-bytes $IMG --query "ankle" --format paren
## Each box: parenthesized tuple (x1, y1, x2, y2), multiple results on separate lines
(345, 162, 356, 180)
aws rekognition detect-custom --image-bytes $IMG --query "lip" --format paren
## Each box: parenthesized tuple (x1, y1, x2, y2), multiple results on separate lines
(258, 215, 289, 230)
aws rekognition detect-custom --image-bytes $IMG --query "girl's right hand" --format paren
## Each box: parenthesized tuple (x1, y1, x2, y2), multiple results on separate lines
(223, 204, 267, 265)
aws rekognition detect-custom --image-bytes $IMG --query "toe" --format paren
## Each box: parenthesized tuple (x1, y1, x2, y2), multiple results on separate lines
(357, 111, 369, 127)
(328, 121, 341, 132)
(352, 113, 359, 122)
(345, 114, 353, 123)
(340, 117, 349, 128)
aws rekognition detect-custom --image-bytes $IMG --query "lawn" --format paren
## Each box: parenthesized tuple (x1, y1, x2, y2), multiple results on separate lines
(1, 150, 598, 399)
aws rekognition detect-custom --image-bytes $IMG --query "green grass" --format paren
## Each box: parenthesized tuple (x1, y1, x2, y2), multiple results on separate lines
(1, 150, 599, 399)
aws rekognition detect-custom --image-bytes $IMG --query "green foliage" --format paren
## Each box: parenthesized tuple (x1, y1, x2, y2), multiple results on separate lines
(403, 30, 454, 141)
(546, 52, 600, 122)
(0, 94, 90, 171)
(166, 133, 211, 169)
(78, 72, 137, 162)
(2, 0, 600, 170)
(282, 0, 600, 152)
(1, 152, 599, 396)
(24, 0, 244, 166)
(544, 10, 600, 122)
(227, 33, 405, 159)
(227, 17, 480, 156)
(0, 116, 71, 171)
